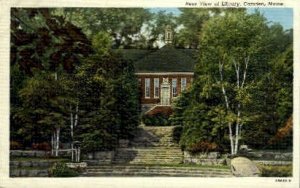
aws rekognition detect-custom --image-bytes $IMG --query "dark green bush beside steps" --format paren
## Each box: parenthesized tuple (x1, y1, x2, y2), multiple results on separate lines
(142, 114, 171, 126)
(258, 164, 292, 177)
(50, 163, 79, 177)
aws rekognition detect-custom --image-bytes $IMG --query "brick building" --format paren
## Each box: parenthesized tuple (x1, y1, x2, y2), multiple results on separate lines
(121, 26, 197, 112)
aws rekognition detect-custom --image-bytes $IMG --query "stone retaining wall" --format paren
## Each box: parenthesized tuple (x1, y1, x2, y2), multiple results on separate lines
(254, 160, 292, 166)
(83, 151, 115, 165)
(183, 151, 227, 166)
(10, 160, 54, 168)
(242, 151, 292, 161)
(10, 150, 51, 157)
(10, 169, 49, 177)
(10, 160, 53, 177)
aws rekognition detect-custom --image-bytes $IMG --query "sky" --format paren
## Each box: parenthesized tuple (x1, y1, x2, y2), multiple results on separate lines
(149, 8, 293, 30)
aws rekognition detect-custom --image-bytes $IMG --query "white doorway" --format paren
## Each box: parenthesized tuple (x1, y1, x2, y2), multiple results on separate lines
(160, 78, 170, 105)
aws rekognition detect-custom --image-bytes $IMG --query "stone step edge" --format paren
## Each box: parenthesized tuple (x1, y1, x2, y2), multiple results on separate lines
(86, 165, 231, 171)
(81, 172, 233, 177)
(85, 169, 232, 174)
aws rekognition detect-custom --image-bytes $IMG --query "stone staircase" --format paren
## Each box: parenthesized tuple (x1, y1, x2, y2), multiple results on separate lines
(112, 126, 182, 165)
(112, 147, 183, 164)
(82, 126, 233, 177)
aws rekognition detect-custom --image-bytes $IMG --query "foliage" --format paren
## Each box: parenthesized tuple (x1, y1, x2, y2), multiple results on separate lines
(50, 163, 79, 177)
(170, 91, 192, 126)
(10, 141, 23, 150)
(75, 51, 140, 152)
(10, 8, 92, 147)
(31, 142, 52, 151)
(242, 45, 293, 149)
(172, 10, 293, 153)
(172, 126, 183, 143)
(142, 113, 171, 126)
(11, 8, 92, 75)
(11, 73, 74, 146)
(187, 141, 218, 153)
(62, 8, 152, 49)
(175, 8, 218, 48)
(258, 165, 292, 177)
(10, 8, 140, 153)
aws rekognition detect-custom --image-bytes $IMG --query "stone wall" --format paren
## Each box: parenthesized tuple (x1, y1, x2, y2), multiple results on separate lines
(10, 150, 51, 157)
(242, 151, 292, 161)
(83, 151, 115, 165)
(10, 160, 53, 177)
(183, 151, 227, 166)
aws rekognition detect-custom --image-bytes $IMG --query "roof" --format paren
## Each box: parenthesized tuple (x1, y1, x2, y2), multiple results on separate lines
(116, 45, 197, 73)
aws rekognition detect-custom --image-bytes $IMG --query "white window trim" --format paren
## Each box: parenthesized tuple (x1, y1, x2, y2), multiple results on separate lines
(145, 78, 150, 99)
(154, 78, 159, 99)
(172, 78, 177, 97)
(181, 77, 187, 92)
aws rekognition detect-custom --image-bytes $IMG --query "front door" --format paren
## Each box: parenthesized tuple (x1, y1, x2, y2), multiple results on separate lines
(160, 78, 170, 105)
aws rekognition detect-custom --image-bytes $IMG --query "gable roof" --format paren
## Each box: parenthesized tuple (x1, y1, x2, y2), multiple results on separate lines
(117, 45, 198, 73)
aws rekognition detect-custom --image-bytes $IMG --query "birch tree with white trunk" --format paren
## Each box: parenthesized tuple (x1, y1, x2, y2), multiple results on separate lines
(198, 10, 268, 155)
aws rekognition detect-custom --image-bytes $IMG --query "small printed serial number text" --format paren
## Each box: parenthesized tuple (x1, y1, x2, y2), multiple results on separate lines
(275, 179, 291, 182)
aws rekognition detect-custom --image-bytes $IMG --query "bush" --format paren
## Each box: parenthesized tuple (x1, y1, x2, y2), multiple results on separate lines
(187, 141, 218, 153)
(31, 142, 51, 151)
(172, 126, 183, 143)
(10, 141, 23, 150)
(258, 165, 292, 177)
(50, 163, 79, 177)
(142, 113, 171, 126)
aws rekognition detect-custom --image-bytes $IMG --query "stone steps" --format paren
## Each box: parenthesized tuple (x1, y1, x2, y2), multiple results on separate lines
(113, 147, 183, 164)
(81, 165, 233, 177)
(114, 126, 183, 165)
(130, 126, 178, 147)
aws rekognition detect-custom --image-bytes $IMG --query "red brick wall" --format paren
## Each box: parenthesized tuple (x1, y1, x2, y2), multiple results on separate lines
(137, 73, 194, 105)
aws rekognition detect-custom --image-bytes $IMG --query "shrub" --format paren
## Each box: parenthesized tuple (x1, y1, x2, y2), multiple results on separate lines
(187, 141, 218, 153)
(10, 141, 23, 150)
(258, 165, 292, 177)
(172, 126, 183, 143)
(31, 142, 51, 151)
(142, 113, 171, 126)
(50, 163, 79, 177)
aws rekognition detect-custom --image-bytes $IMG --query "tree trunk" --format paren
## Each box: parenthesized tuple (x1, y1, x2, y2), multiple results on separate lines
(70, 106, 74, 161)
(55, 127, 60, 157)
(51, 134, 54, 156)
(219, 60, 235, 155)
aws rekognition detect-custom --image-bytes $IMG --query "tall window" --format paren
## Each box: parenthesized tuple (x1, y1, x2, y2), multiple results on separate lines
(154, 78, 159, 98)
(172, 78, 177, 97)
(145, 78, 150, 98)
(181, 78, 187, 91)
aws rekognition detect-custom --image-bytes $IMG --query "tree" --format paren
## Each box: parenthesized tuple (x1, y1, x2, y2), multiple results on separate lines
(61, 8, 152, 49)
(172, 10, 291, 155)
(243, 44, 293, 149)
(10, 8, 92, 154)
(74, 51, 140, 152)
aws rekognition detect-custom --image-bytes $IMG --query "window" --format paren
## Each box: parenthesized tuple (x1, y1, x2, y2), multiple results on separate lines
(167, 32, 171, 40)
(181, 78, 187, 91)
(145, 78, 150, 98)
(154, 78, 159, 98)
(172, 78, 177, 97)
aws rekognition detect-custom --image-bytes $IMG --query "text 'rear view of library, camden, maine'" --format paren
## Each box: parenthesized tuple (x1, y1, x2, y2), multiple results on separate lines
(10, 8, 293, 177)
